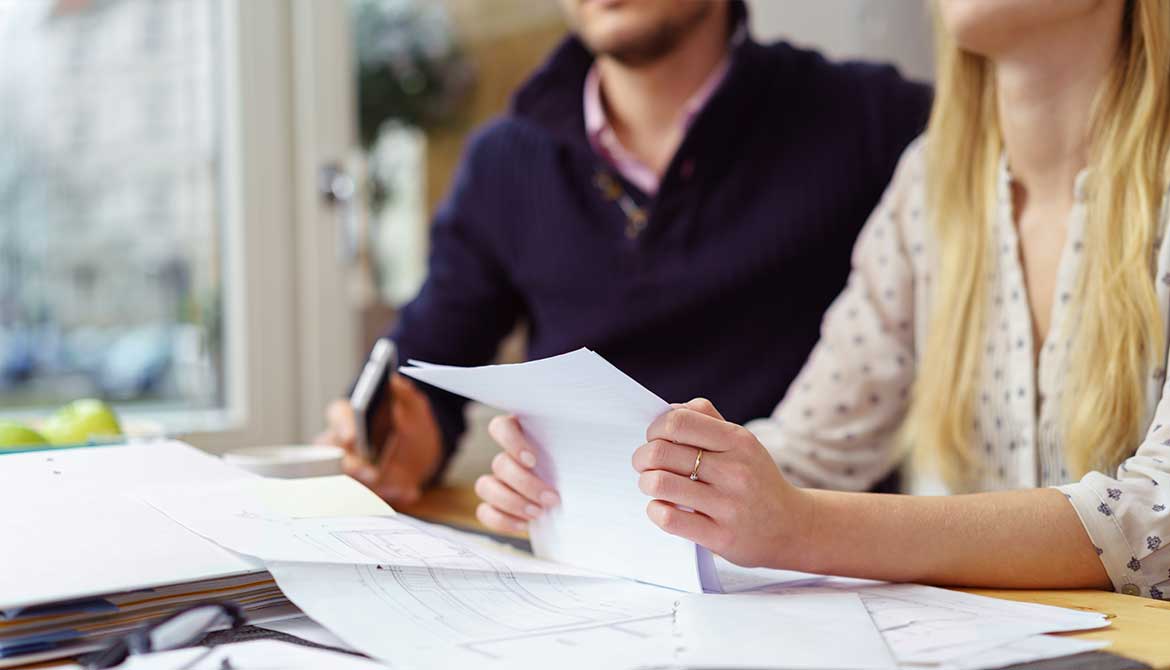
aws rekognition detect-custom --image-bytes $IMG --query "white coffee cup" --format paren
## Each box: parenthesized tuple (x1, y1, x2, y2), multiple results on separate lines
(222, 444, 345, 478)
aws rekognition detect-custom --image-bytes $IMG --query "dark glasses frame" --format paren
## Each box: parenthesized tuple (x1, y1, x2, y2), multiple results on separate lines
(83, 601, 245, 670)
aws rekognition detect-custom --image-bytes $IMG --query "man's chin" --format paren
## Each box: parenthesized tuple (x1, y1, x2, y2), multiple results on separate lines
(572, 1, 715, 66)
(580, 26, 680, 66)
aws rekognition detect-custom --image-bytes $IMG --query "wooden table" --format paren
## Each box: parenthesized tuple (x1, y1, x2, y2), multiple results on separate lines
(401, 486, 1170, 669)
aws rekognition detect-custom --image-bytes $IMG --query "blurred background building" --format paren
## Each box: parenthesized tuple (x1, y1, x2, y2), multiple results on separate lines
(0, 0, 931, 464)
(0, 0, 222, 411)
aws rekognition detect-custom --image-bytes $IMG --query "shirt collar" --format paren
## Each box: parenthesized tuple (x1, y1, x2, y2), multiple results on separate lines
(583, 54, 731, 195)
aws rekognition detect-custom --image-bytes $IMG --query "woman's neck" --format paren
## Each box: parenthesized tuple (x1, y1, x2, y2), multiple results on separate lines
(995, 3, 1123, 203)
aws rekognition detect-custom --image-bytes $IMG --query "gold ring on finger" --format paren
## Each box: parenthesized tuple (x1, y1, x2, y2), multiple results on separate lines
(689, 448, 705, 482)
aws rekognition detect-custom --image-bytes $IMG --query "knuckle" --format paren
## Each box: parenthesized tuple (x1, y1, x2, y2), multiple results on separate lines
(638, 473, 652, 496)
(648, 440, 672, 467)
(658, 506, 681, 533)
(663, 411, 687, 438)
(491, 451, 511, 473)
(642, 471, 665, 497)
(729, 425, 755, 446)
(693, 397, 715, 412)
(652, 471, 670, 495)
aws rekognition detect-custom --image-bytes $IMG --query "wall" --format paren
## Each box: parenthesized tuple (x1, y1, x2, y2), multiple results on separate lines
(748, 0, 934, 82)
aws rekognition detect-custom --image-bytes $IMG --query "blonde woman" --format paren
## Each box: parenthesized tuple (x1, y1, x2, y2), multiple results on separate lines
(476, 0, 1170, 597)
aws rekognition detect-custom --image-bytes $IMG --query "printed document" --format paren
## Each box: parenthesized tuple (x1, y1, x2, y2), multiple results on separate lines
(400, 348, 719, 592)
(267, 561, 676, 670)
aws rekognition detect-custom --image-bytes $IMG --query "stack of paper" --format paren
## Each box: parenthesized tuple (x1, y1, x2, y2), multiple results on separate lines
(142, 473, 1112, 670)
(140, 478, 681, 669)
(0, 442, 305, 666)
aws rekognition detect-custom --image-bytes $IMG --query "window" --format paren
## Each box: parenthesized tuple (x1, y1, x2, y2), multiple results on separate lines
(0, 0, 227, 417)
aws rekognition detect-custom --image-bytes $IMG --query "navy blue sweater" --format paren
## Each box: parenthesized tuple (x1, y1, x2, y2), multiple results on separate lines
(388, 15, 931, 469)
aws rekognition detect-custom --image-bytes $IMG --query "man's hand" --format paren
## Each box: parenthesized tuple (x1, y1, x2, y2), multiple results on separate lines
(316, 374, 444, 505)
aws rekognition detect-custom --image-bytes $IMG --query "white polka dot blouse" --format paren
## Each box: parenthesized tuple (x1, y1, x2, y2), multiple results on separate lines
(746, 137, 1170, 600)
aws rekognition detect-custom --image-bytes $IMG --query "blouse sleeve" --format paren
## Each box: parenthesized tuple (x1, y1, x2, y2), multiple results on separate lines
(746, 139, 925, 492)
(1058, 405, 1170, 598)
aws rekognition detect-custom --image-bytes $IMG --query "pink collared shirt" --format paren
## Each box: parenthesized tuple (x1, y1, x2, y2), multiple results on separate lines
(583, 58, 729, 196)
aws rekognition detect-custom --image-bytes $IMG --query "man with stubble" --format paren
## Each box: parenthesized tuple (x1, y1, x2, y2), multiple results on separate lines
(320, 1, 930, 521)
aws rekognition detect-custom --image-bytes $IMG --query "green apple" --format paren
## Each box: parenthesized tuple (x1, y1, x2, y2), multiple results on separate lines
(0, 420, 50, 450)
(40, 399, 123, 446)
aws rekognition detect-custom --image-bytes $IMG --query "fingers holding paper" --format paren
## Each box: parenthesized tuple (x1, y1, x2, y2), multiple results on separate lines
(475, 415, 561, 534)
(634, 400, 815, 569)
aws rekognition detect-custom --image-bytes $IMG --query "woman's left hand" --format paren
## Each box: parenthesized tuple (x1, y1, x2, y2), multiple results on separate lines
(632, 398, 815, 569)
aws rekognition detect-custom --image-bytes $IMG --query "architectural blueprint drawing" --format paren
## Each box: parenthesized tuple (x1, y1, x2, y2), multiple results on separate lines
(268, 561, 677, 670)
(139, 478, 604, 579)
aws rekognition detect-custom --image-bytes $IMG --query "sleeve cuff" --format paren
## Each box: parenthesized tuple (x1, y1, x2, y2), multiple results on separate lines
(1057, 481, 1154, 596)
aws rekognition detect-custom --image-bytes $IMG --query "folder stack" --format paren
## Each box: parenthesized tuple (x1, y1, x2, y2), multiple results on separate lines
(0, 573, 294, 667)
(0, 441, 300, 667)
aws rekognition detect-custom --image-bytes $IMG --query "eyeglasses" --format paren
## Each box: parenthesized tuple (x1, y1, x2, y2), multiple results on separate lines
(83, 602, 245, 670)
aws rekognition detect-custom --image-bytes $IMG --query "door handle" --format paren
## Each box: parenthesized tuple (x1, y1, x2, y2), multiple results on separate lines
(319, 162, 359, 264)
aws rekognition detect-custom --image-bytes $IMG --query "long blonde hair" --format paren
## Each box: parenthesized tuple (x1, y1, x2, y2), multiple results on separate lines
(905, 0, 1170, 489)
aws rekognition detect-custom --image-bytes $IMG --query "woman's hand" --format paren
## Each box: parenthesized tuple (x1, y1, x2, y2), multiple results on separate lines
(474, 415, 561, 534)
(632, 398, 814, 568)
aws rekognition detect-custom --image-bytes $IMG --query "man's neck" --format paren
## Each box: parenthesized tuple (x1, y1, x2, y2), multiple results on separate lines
(995, 3, 1122, 204)
(595, 10, 730, 177)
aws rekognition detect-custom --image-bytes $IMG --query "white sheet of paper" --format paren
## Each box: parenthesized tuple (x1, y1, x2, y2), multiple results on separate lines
(0, 442, 260, 610)
(714, 556, 830, 592)
(840, 582, 1108, 664)
(937, 634, 1108, 670)
(118, 639, 388, 670)
(674, 591, 897, 669)
(759, 580, 1109, 668)
(138, 480, 603, 577)
(400, 348, 718, 592)
(267, 561, 676, 670)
